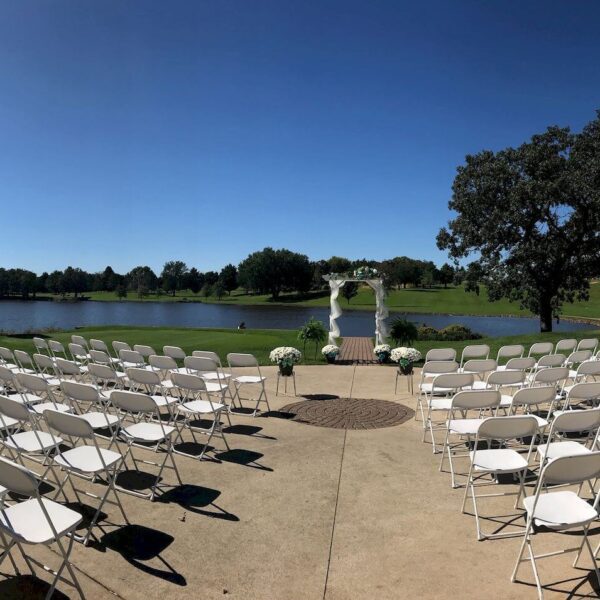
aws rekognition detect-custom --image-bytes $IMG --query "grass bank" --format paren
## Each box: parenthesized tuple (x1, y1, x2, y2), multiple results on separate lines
(43, 283, 600, 322)
(1, 325, 599, 366)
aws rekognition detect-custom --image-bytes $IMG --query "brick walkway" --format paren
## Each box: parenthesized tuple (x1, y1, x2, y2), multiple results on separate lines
(338, 336, 376, 364)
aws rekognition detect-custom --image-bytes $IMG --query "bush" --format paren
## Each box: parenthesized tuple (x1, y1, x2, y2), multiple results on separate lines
(416, 324, 482, 341)
(389, 318, 418, 345)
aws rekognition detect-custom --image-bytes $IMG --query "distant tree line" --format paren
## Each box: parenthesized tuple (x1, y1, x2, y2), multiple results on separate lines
(0, 249, 460, 301)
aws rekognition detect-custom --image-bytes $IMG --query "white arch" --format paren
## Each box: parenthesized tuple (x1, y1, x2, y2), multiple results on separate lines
(323, 276, 389, 345)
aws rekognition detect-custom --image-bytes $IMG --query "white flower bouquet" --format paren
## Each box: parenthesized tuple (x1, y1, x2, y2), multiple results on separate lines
(269, 346, 302, 368)
(373, 344, 391, 356)
(390, 347, 422, 363)
(321, 344, 340, 357)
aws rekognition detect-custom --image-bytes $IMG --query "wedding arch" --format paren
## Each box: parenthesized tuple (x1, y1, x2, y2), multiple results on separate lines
(323, 273, 389, 346)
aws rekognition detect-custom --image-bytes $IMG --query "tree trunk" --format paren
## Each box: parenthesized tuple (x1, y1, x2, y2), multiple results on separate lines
(539, 300, 553, 333)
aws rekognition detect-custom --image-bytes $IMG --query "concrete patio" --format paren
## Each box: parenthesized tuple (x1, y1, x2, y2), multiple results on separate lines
(1, 365, 599, 599)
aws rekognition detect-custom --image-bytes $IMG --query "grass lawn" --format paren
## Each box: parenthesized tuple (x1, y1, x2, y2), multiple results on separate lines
(1, 325, 599, 366)
(44, 283, 600, 322)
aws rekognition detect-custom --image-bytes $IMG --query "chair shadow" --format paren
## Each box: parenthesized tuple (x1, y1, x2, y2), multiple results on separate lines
(515, 570, 600, 598)
(0, 574, 70, 599)
(223, 424, 276, 440)
(158, 484, 239, 521)
(172, 441, 220, 462)
(261, 410, 295, 420)
(301, 394, 339, 401)
(214, 449, 272, 471)
(115, 469, 160, 493)
(99, 524, 186, 586)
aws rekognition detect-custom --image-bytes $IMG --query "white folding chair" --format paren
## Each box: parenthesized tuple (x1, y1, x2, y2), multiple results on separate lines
(54, 358, 87, 383)
(71, 334, 90, 352)
(13, 350, 37, 374)
(439, 389, 501, 488)
(577, 338, 598, 353)
(44, 409, 128, 545)
(528, 366, 569, 414)
(183, 356, 232, 417)
(528, 342, 554, 358)
(0, 456, 84, 599)
(171, 372, 230, 460)
(48, 340, 68, 361)
(32, 337, 50, 356)
(125, 368, 178, 417)
(565, 359, 600, 393)
(556, 382, 600, 413)
(68, 342, 91, 366)
(190, 352, 231, 381)
(163, 345, 186, 361)
(461, 415, 538, 540)
(502, 357, 536, 373)
(556, 338, 577, 355)
(88, 362, 128, 391)
(423, 372, 474, 453)
(425, 348, 457, 362)
(532, 353, 566, 372)
(462, 359, 497, 386)
(507, 386, 555, 430)
(112, 341, 131, 356)
(148, 355, 179, 385)
(90, 340, 119, 365)
(16, 373, 71, 416)
(484, 369, 527, 411)
(496, 345, 524, 369)
(227, 353, 270, 416)
(459, 344, 490, 368)
(416, 360, 459, 422)
(119, 349, 147, 370)
(0, 347, 18, 371)
(32, 353, 61, 387)
(512, 452, 600, 599)
(110, 390, 181, 501)
(133, 344, 156, 360)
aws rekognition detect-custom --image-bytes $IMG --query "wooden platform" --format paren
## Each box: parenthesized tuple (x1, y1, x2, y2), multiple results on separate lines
(338, 337, 376, 364)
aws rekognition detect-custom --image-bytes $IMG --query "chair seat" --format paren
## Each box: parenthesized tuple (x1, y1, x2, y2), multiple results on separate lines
(0, 498, 82, 544)
(150, 395, 178, 408)
(201, 371, 231, 381)
(205, 381, 228, 393)
(471, 381, 491, 390)
(121, 422, 175, 442)
(234, 375, 265, 384)
(0, 415, 19, 430)
(428, 398, 453, 411)
(419, 383, 454, 394)
(500, 394, 514, 408)
(178, 400, 226, 415)
(31, 402, 72, 415)
(78, 412, 119, 430)
(40, 377, 61, 387)
(537, 441, 591, 461)
(447, 418, 485, 435)
(55, 445, 121, 473)
(470, 448, 529, 473)
(523, 491, 598, 529)
(4, 430, 63, 453)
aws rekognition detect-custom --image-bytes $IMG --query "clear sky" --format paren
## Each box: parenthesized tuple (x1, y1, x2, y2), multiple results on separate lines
(1, 0, 598, 274)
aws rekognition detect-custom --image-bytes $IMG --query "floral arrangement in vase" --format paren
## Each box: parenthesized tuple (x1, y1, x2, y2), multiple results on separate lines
(353, 266, 378, 280)
(373, 343, 391, 363)
(391, 347, 422, 374)
(321, 344, 340, 363)
(269, 346, 302, 376)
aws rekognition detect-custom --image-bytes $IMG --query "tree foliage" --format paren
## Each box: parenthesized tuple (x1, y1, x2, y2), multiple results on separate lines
(437, 113, 600, 332)
(341, 281, 359, 304)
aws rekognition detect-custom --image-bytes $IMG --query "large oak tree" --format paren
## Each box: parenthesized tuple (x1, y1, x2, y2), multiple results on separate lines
(437, 112, 600, 332)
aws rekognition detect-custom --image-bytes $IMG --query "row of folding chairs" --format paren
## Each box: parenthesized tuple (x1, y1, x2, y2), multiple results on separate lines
(415, 367, 600, 597)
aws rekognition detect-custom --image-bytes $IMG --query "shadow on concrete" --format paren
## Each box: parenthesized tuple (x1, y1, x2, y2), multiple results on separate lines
(100, 524, 186, 586)
(214, 449, 272, 471)
(158, 484, 239, 522)
(0, 575, 70, 599)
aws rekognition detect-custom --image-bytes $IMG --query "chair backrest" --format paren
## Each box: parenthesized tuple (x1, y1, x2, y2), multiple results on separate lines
(71, 334, 89, 349)
(184, 355, 218, 373)
(425, 348, 456, 362)
(171, 371, 208, 392)
(149, 355, 178, 372)
(111, 390, 156, 413)
(0, 456, 40, 497)
(420, 360, 459, 377)
(451, 389, 500, 411)
(90, 349, 112, 365)
(126, 367, 161, 386)
(460, 344, 490, 365)
(549, 408, 600, 435)
(496, 344, 524, 362)
(227, 353, 259, 368)
(163, 346, 186, 360)
(0, 365, 16, 385)
(48, 340, 66, 357)
(113, 341, 131, 354)
(576, 361, 600, 378)
(536, 354, 566, 369)
(44, 409, 93, 439)
(0, 394, 30, 421)
(528, 342, 553, 356)
(477, 415, 538, 440)
(32, 337, 49, 353)
(511, 385, 555, 407)
(90, 339, 110, 353)
(541, 452, 600, 486)
(14, 350, 34, 368)
(504, 357, 536, 371)
(119, 349, 145, 365)
(88, 362, 119, 381)
(565, 350, 593, 365)
(432, 372, 474, 391)
(556, 339, 577, 354)
(567, 382, 600, 403)
(61, 380, 99, 404)
(69, 342, 88, 361)
(462, 359, 497, 374)
(486, 369, 526, 387)
(0, 347, 15, 363)
(134, 344, 156, 358)
(34, 353, 56, 372)
(531, 366, 569, 385)
(16, 372, 49, 393)
(54, 358, 81, 376)
(577, 338, 599, 352)
(192, 350, 222, 366)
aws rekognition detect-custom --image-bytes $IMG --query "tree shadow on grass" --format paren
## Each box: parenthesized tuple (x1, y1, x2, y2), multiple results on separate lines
(158, 484, 239, 522)
(99, 524, 185, 586)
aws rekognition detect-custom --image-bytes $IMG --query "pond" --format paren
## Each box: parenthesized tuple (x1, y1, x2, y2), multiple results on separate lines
(0, 300, 593, 337)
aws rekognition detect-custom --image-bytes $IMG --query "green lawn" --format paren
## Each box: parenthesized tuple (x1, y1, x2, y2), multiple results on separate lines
(43, 283, 600, 322)
(1, 325, 599, 366)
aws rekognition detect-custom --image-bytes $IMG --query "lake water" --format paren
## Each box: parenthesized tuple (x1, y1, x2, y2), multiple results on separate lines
(0, 300, 593, 337)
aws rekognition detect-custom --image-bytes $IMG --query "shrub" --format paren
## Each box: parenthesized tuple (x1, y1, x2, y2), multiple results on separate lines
(298, 317, 328, 359)
(389, 318, 418, 345)
(438, 324, 482, 341)
(416, 325, 439, 340)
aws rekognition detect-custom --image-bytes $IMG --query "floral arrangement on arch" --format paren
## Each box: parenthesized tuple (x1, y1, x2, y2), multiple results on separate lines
(353, 266, 378, 280)
(269, 347, 302, 367)
(321, 344, 340, 357)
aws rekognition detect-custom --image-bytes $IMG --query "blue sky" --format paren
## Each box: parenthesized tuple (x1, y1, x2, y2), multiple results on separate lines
(1, 0, 598, 274)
